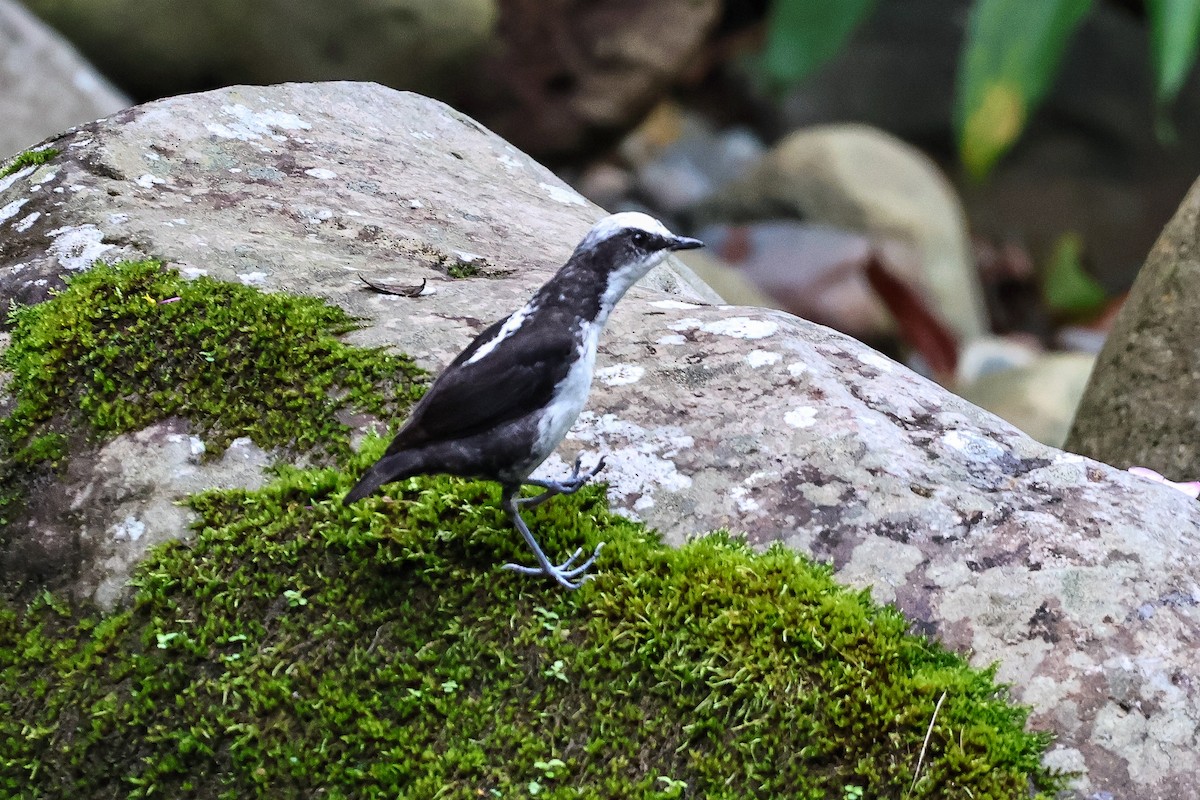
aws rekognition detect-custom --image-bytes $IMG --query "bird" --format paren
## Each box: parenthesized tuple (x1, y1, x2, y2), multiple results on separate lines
(344, 212, 704, 589)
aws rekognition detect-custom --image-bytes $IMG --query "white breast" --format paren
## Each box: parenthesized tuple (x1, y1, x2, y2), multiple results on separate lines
(532, 320, 601, 462)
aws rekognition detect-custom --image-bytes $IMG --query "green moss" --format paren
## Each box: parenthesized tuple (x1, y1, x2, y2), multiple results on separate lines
(0, 443, 1068, 798)
(446, 261, 480, 279)
(0, 258, 425, 527)
(0, 258, 1066, 796)
(0, 147, 60, 178)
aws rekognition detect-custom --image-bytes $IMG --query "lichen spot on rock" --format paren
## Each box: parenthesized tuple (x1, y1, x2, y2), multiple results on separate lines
(784, 406, 819, 428)
(746, 350, 782, 368)
(538, 181, 587, 206)
(596, 364, 645, 386)
(700, 317, 779, 339)
(857, 350, 895, 372)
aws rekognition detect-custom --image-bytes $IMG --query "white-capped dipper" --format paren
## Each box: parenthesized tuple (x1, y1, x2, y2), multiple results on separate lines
(344, 212, 704, 589)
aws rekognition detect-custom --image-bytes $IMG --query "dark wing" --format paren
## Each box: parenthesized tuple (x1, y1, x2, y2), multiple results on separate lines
(384, 315, 575, 454)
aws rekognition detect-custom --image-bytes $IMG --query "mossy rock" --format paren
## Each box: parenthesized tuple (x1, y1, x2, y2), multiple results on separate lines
(0, 260, 1066, 797)
(0, 458, 1065, 798)
(0, 259, 425, 534)
(0, 147, 60, 179)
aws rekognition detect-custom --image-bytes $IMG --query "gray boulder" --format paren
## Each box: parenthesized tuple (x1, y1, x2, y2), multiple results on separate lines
(2, 82, 1200, 798)
(21, 0, 496, 99)
(1067, 173, 1200, 476)
(0, 0, 128, 158)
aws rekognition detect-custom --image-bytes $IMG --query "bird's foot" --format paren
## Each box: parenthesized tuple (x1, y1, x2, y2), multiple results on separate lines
(502, 542, 605, 590)
(518, 454, 608, 507)
(564, 451, 607, 491)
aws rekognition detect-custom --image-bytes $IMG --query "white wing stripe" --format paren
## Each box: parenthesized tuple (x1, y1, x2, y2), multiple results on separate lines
(465, 301, 537, 365)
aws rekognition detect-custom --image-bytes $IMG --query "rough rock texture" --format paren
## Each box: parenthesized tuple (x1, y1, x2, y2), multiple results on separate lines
(0, 0, 128, 159)
(456, 0, 721, 159)
(689, 124, 989, 346)
(22, 0, 496, 100)
(2, 82, 1200, 798)
(0, 82, 717, 608)
(69, 422, 272, 609)
(1067, 174, 1200, 477)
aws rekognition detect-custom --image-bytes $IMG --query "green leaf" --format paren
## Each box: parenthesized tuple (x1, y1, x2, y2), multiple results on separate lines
(955, 0, 1094, 180)
(754, 0, 877, 92)
(1148, 0, 1200, 104)
(1042, 232, 1107, 315)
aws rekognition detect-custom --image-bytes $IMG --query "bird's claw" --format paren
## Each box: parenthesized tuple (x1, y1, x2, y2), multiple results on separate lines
(564, 452, 606, 490)
(519, 454, 608, 506)
(502, 542, 605, 589)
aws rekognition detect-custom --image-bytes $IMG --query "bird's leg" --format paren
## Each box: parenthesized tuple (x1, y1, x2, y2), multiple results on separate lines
(517, 453, 608, 508)
(500, 487, 604, 590)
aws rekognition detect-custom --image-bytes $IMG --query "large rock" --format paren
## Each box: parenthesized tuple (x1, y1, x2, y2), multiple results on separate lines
(21, 0, 496, 100)
(2, 83, 1200, 798)
(690, 124, 989, 346)
(1067, 175, 1200, 475)
(0, 0, 128, 158)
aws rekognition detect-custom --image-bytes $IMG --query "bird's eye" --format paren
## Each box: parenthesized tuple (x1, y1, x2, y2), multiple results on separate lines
(630, 231, 649, 248)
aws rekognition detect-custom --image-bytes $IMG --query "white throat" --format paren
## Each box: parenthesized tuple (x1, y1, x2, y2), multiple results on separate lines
(597, 250, 669, 325)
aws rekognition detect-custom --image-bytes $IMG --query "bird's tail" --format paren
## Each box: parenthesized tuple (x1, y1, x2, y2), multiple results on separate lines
(343, 450, 425, 505)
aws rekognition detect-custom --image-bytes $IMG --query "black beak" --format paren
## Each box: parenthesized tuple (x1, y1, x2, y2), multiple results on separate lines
(668, 235, 704, 251)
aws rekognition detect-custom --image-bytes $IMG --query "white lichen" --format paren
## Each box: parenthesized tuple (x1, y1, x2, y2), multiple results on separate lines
(595, 364, 645, 386)
(0, 198, 29, 224)
(784, 407, 818, 429)
(304, 168, 338, 180)
(47, 225, 114, 270)
(745, 350, 782, 368)
(787, 362, 809, 378)
(550, 411, 694, 515)
(539, 182, 587, 207)
(857, 350, 895, 372)
(13, 212, 40, 233)
(206, 104, 312, 142)
(0, 165, 36, 194)
(237, 271, 268, 286)
(668, 317, 703, 332)
(650, 299, 701, 310)
(110, 515, 146, 543)
(31, 166, 60, 187)
(700, 317, 779, 340)
(941, 430, 1006, 461)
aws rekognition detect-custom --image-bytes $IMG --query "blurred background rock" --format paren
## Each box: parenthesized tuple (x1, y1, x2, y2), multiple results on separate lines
(8, 0, 1200, 449)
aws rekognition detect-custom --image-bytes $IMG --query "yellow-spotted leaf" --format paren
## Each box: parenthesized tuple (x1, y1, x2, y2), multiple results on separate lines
(955, 0, 1093, 180)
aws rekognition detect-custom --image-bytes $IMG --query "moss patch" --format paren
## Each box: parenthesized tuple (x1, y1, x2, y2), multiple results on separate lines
(446, 260, 481, 279)
(0, 446, 1067, 798)
(0, 147, 60, 178)
(0, 258, 425, 529)
(0, 258, 1066, 797)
